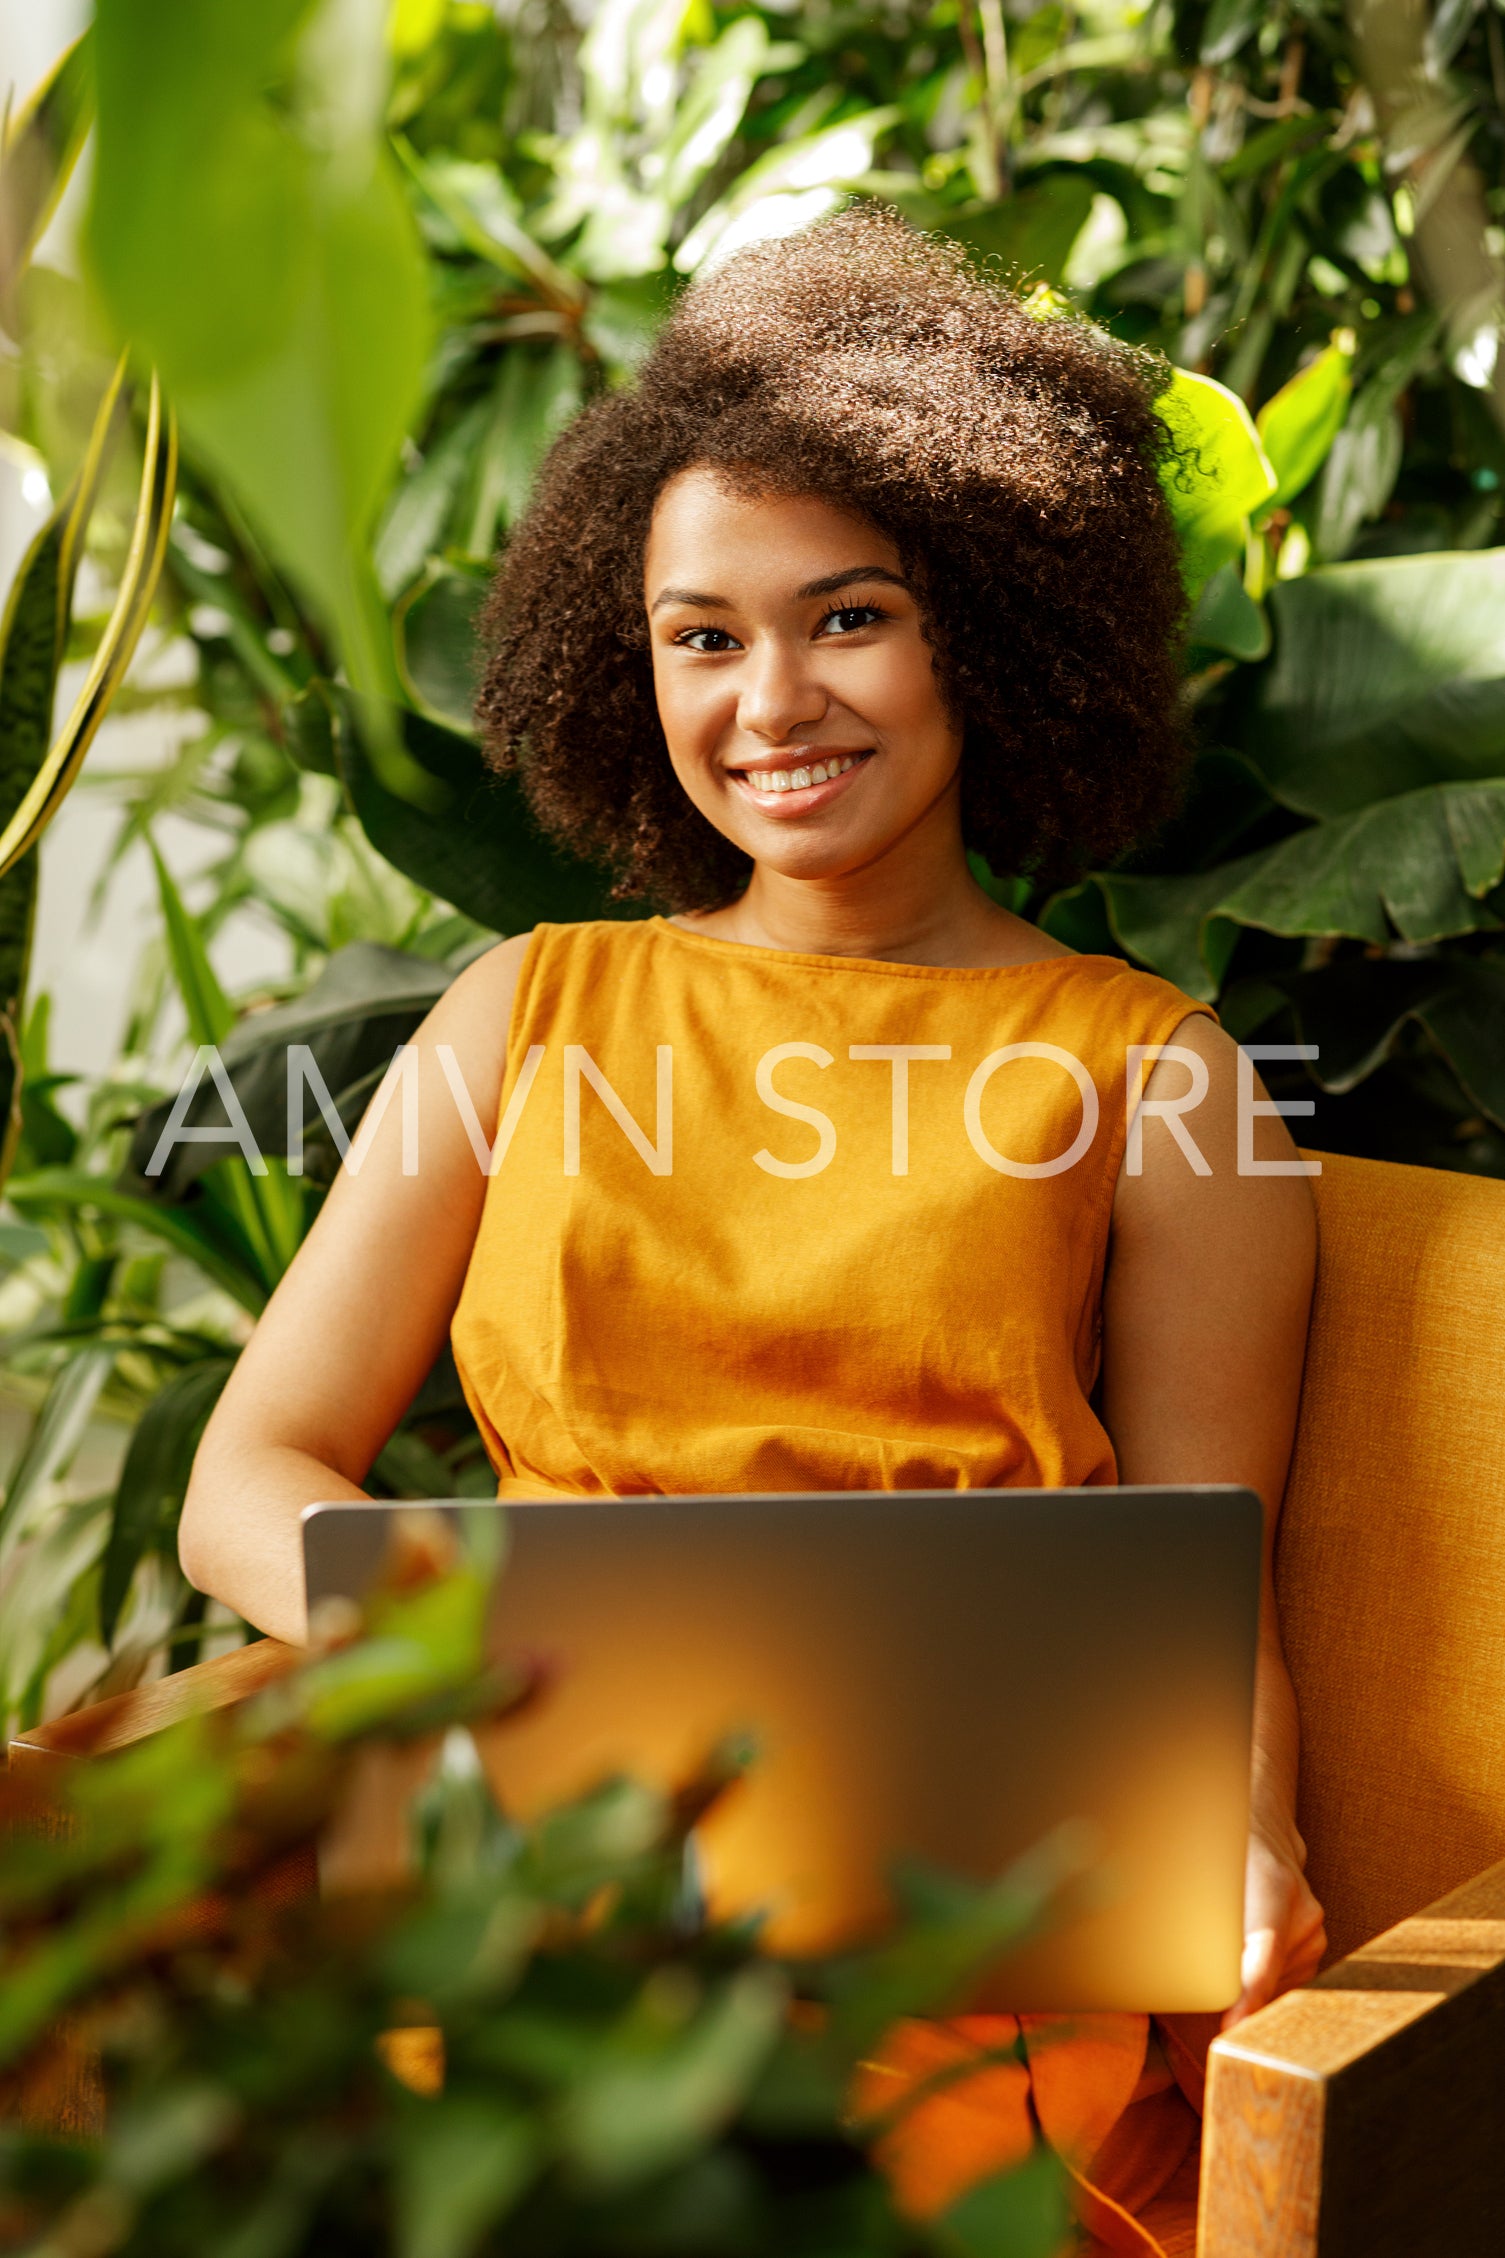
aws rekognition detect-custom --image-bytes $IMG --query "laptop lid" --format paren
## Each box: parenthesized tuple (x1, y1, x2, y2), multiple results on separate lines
(303, 1485, 1260, 2012)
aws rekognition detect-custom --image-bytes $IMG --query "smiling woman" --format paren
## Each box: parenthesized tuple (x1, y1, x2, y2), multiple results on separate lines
(181, 205, 1322, 2258)
(476, 204, 1188, 911)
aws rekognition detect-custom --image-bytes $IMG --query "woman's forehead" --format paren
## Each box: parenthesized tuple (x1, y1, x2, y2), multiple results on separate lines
(644, 470, 898, 598)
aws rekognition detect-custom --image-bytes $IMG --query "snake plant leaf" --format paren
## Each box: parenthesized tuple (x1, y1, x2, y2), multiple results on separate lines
(333, 695, 635, 934)
(0, 371, 177, 883)
(100, 1355, 236, 1644)
(1246, 551, 1505, 818)
(1094, 779, 1505, 997)
(0, 358, 134, 1195)
(0, 32, 93, 304)
(88, 0, 433, 805)
(1255, 338, 1353, 514)
(1156, 368, 1277, 598)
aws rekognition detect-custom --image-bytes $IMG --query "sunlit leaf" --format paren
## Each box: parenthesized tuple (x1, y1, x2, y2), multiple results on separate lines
(675, 110, 900, 274)
(1157, 368, 1276, 598)
(1256, 339, 1353, 514)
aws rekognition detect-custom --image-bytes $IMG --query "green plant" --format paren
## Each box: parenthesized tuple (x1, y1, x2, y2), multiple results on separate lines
(0, 1548, 1072, 2257)
(2, 0, 1504, 1723)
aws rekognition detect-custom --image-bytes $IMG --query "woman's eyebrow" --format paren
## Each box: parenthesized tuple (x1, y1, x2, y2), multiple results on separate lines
(796, 565, 909, 599)
(651, 586, 727, 613)
(649, 564, 908, 615)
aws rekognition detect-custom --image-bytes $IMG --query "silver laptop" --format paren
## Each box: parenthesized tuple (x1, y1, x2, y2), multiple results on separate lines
(304, 1486, 1260, 2012)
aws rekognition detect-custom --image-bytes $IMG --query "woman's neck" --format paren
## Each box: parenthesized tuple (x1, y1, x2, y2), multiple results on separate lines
(678, 804, 1070, 969)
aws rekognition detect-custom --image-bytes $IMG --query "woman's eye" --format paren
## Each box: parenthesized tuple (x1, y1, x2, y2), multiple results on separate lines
(677, 627, 739, 653)
(820, 605, 882, 636)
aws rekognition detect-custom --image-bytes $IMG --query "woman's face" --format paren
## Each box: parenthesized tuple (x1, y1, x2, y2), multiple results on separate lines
(644, 468, 964, 881)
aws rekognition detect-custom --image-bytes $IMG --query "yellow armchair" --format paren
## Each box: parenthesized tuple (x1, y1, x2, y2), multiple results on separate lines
(12, 1148, 1505, 2255)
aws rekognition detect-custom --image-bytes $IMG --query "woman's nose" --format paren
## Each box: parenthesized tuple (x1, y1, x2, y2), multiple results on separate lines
(737, 638, 827, 742)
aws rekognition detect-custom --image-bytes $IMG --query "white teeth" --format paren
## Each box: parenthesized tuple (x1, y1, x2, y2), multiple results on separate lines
(745, 754, 862, 793)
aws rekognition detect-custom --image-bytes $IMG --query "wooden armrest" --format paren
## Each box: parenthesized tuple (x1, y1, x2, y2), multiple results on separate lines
(1198, 1854, 1505, 2256)
(6, 1639, 301, 1776)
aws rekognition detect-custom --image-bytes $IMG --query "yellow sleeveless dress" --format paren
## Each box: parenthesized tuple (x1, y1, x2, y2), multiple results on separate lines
(451, 915, 1218, 2254)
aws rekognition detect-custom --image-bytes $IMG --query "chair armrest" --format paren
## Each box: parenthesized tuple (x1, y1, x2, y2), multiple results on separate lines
(1197, 1854, 1505, 2256)
(6, 1638, 301, 1776)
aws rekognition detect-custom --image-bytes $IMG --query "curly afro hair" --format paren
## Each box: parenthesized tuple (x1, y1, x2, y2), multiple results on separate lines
(476, 203, 1188, 909)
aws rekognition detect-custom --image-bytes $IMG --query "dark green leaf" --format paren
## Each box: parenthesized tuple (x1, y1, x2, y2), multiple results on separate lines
(1188, 564, 1269, 663)
(394, 564, 488, 733)
(931, 2147, 1070, 2258)
(100, 1356, 235, 1642)
(337, 696, 637, 933)
(127, 941, 452, 1198)
(395, 2098, 539, 2258)
(940, 174, 1097, 288)
(1248, 552, 1505, 818)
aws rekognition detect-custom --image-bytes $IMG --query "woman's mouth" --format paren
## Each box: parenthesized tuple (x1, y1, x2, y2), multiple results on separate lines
(729, 749, 873, 813)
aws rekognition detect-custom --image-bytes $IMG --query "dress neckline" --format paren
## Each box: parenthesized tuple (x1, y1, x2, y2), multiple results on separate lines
(650, 913, 1118, 980)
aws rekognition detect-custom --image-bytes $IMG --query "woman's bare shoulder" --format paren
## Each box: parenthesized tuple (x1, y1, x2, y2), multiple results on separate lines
(428, 931, 534, 1041)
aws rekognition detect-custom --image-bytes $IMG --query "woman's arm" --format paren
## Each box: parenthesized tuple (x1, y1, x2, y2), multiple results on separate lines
(177, 935, 531, 1645)
(1102, 1013, 1327, 2028)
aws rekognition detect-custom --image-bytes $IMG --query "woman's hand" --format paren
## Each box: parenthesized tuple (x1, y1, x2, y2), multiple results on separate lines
(1222, 1827, 1327, 2031)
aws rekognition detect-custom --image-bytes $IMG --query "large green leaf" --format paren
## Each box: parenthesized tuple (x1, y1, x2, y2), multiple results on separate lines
(87, 0, 433, 801)
(1156, 368, 1276, 597)
(1262, 951, 1505, 1126)
(1247, 551, 1505, 818)
(334, 696, 636, 934)
(100, 1356, 236, 1643)
(1095, 780, 1505, 997)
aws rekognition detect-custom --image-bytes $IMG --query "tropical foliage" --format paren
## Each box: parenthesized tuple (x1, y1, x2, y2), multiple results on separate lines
(0, 1542, 1071, 2257)
(0, 0, 1503, 1722)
